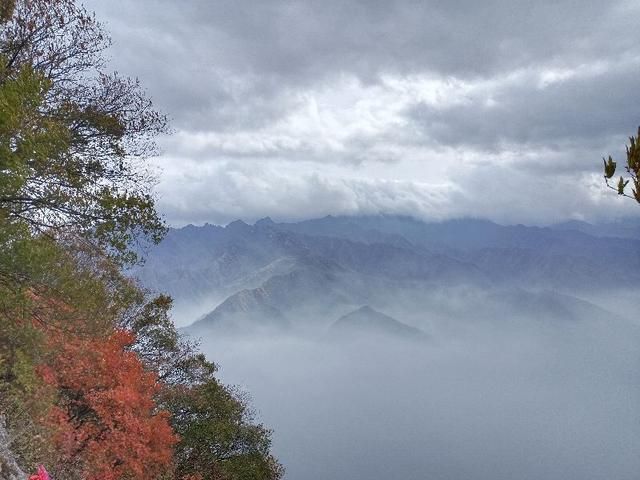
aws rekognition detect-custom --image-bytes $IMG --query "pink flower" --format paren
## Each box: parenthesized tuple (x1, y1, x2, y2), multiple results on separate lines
(29, 465, 50, 480)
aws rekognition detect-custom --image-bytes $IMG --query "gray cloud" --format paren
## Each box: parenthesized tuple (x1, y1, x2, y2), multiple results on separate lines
(152, 157, 638, 227)
(408, 58, 640, 153)
(153, 159, 455, 225)
(90, 0, 640, 129)
(84, 0, 640, 225)
(97, 0, 635, 80)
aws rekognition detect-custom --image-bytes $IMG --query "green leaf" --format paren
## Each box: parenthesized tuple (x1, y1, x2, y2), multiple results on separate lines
(603, 156, 616, 179)
(617, 176, 629, 195)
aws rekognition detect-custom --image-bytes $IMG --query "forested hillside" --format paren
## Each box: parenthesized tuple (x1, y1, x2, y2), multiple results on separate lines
(0, 1, 282, 479)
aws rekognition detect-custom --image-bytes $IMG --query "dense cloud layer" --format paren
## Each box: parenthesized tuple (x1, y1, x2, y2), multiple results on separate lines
(204, 318, 640, 480)
(85, 0, 640, 225)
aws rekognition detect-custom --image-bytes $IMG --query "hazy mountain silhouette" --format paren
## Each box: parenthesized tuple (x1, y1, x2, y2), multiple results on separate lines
(330, 306, 426, 339)
(134, 215, 637, 332)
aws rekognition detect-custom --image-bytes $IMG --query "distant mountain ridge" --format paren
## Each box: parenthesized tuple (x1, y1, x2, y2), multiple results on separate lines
(189, 286, 290, 336)
(133, 215, 639, 334)
(551, 217, 640, 240)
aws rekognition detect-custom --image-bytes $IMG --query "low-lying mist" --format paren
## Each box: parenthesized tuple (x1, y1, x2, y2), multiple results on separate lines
(139, 217, 640, 479)
(196, 300, 640, 480)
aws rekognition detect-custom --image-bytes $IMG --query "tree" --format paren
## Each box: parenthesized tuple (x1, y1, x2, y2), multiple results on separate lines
(0, 3, 284, 479)
(121, 291, 284, 480)
(0, 1, 172, 465)
(0, 1, 173, 473)
(0, 0, 168, 264)
(603, 126, 640, 204)
(40, 328, 177, 480)
(164, 379, 284, 480)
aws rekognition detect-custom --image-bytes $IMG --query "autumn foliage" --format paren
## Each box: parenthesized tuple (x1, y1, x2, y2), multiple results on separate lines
(39, 329, 177, 480)
(29, 465, 50, 480)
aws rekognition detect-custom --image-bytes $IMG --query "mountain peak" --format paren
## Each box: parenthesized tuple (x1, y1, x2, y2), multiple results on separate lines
(354, 305, 376, 315)
(226, 219, 251, 232)
(255, 217, 275, 227)
(331, 305, 426, 339)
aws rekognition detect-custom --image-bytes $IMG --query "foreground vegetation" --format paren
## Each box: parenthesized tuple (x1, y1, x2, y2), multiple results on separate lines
(0, 1, 283, 479)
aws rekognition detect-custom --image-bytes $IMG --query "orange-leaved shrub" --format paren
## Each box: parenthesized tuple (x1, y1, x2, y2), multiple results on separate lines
(39, 328, 178, 480)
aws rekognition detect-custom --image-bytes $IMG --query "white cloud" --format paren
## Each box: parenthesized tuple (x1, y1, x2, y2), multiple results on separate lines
(85, 0, 640, 225)
(152, 154, 637, 227)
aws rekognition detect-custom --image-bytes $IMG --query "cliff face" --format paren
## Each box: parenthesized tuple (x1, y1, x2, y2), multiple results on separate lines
(0, 419, 25, 480)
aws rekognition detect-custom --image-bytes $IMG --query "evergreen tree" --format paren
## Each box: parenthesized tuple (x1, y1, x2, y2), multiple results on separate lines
(603, 126, 640, 204)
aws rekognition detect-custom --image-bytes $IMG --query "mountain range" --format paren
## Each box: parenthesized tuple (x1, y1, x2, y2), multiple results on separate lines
(132, 215, 640, 337)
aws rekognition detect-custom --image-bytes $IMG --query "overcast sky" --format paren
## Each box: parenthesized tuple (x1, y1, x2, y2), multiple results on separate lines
(86, 0, 640, 226)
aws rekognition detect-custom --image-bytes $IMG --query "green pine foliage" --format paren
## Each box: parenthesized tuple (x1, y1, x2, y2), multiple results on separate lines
(603, 127, 640, 203)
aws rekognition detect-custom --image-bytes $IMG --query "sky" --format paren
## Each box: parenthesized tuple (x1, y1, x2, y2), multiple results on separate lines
(85, 0, 640, 226)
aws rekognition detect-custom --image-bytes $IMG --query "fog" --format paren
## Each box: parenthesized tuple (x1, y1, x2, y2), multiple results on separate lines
(154, 218, 640, 479)
(196, 299, 640, 480)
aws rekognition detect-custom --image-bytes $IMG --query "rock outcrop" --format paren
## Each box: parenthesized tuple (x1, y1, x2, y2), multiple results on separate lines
(0, 418, 25, 480)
